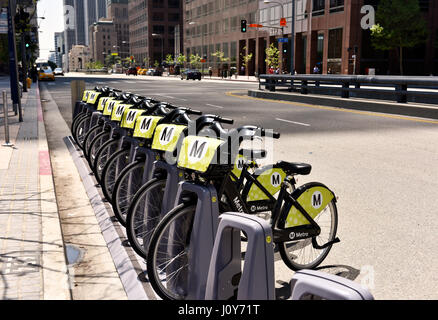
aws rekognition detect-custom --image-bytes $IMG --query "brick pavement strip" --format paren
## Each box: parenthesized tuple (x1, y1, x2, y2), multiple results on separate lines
(0, 85, 71, 300)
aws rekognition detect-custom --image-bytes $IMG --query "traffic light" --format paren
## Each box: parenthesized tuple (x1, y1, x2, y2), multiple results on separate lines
(241, 20, 247, 33)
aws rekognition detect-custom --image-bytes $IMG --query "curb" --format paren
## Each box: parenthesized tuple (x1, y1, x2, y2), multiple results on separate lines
(63, 136, 156, 300)
(248, 89, 438, 120)
(36, 86, 72, 300)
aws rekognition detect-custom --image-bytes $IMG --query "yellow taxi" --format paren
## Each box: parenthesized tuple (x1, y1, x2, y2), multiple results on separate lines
(138, 68, 147, 75)
(38, 67, 55, 81)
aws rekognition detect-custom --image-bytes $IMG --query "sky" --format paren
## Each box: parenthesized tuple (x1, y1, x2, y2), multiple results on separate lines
(37, 0, 64, 59)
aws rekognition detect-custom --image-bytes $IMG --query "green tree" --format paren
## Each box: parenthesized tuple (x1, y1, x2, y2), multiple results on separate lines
(240, 46, 253, 78)
(105, 54, 121, 67)
(86, 61, 104, 69)
(189, 53, 202, 70)
(176, 54, 186, 66)
(265, 43, 279, 70)
(143, 57, 150, 67)
(165, 54, 174, 65)
(154, 60, 159, 68)
(370, 0, 428, 75)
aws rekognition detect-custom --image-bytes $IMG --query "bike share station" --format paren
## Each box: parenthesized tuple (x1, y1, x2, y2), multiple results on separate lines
(65, 82, 374, 300)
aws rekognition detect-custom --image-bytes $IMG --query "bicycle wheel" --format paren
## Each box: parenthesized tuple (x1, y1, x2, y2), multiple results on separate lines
(277, 199, 338, 271)
(93, 139, 119, 183)
(111, 161, 145, 226)
(71, 113, 88, 142)
(146, 203, 196, 300)
(87, 131, 110, 169)
(126, 178, 166, 259)
(101, 149, 131, 201)
(83, 125, 102, 159)
(74, 115, 91, 149)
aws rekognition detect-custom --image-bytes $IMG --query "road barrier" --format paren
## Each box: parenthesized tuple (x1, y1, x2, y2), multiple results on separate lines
(259, 74, 438, 104)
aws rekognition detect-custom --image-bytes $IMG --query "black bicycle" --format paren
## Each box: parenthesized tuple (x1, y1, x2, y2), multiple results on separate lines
(146, 128, 340, 300)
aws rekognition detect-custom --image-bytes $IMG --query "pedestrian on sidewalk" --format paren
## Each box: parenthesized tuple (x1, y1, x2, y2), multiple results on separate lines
(209, 66, 212, 78)
(31, 65, 38, 83)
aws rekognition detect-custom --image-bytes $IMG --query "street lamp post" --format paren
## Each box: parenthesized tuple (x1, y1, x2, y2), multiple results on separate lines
(264, 0, 285, 74)
(264, 0, 295, 74)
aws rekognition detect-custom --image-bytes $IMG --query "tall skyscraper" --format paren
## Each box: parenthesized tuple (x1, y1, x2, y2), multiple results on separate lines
(63, 0, 107, 70)
(107, 0, 129, 59)
(128, 0, 183, 66)
(85, 0, 107, 44)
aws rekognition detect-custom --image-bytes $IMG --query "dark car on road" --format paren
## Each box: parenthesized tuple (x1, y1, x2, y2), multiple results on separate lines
(181, 69, 202, 81)
(126, 67, 138, 76)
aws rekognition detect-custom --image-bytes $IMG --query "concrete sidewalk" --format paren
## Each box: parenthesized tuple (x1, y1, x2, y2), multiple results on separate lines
(0, 79, 71, 300)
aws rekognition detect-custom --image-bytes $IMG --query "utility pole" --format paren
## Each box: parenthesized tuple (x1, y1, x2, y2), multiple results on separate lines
(291, 0, 295, 74)
(7, 0, 23, 122)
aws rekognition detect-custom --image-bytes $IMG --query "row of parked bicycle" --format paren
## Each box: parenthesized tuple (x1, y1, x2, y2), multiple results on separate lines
(71, 87, 340, 300)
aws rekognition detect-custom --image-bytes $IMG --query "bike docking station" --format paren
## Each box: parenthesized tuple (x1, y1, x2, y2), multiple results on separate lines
(170, 180, 221, 300)
(289, 269, 374, 300)
(205, 212, 276, 300)
(151, 160, 185, 214)
(204, 211, 374, 300)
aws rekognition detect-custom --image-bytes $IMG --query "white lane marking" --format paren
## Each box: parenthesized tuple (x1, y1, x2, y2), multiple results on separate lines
(206, 104, 224, 109)
(275, 118, 311, 127)
(157, 94, 187, 101)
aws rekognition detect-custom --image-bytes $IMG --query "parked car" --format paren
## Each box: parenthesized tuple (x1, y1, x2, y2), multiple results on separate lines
(181, 69, 202, 81)
(54, 68, 64, 76)
(126, 67, 138, 76)
(138, 68, 147, 75)
(146, 68, 155, 76)
(153, 67, 163, 76)
(38, 67, 55, 81)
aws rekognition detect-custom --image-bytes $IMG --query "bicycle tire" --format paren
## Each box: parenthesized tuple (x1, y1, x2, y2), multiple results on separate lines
(126, 178, 166, 259)
(101, 149, 131, 201)
(111, 160, 145, 226)
(71, 113, 88, 143)
(83, 124, 102, 159)
(87, 131, 110, 169)
(146, 203, 196, 300)
(74, 115, 91, 149)
(277, 198, 338, 271)
(93, 139, 119, 183)
(71, 111, 84, 135)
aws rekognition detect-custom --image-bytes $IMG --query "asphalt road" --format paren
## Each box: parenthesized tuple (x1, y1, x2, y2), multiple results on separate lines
(41, 73, 438, 300)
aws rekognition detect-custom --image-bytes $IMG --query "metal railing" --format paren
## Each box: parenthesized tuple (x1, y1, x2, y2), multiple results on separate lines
(259, 74, 438, 104)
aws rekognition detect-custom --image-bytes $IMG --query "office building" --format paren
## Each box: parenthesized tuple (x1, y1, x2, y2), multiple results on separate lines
(54, 32, 65, 68)
(184, 0, 438, 76)
(128, 0, 183, 66)
(89, 18, 117, 64)
(107, 0, 130, 59)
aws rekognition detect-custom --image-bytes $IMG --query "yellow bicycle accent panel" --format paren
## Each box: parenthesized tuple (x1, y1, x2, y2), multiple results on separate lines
(103, 99, 121, 116)
(231, 154, 248, 181)
(97, 97, 113, 111)
(82, 90, 94, 102)
(87, 91, 101, 104)
(246, 168, 287, 201)
(151, 124, 187, 152)
(285, 186, 334, 227)
(121, 109, 144, 129)
(111, 104, 133, 122)
(133, 116, 163, 139)
(177, 136, 225, 173)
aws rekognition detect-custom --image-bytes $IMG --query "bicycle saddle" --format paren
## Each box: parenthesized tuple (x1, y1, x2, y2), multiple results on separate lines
(276, 161, 312, 175)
